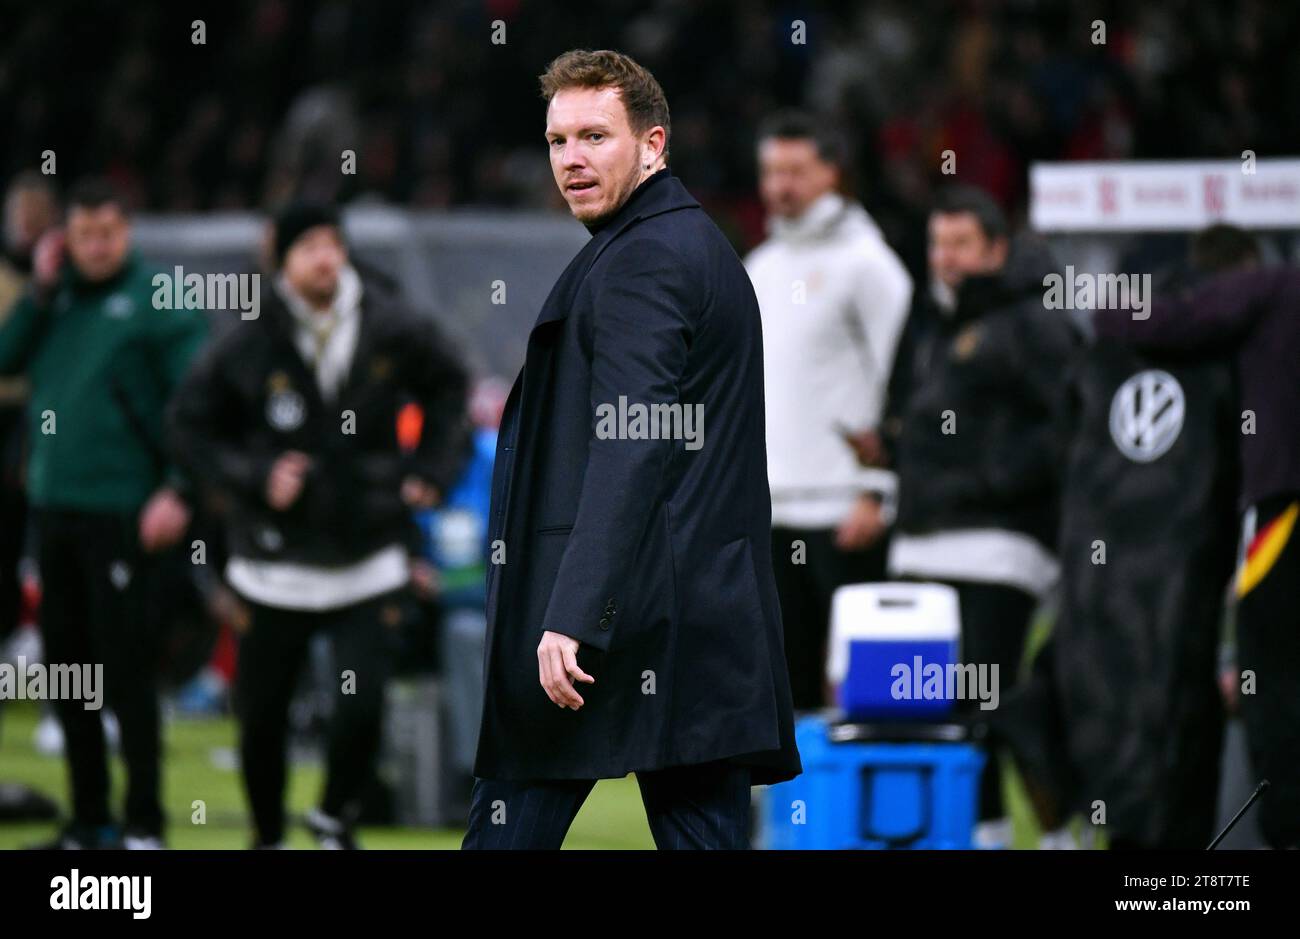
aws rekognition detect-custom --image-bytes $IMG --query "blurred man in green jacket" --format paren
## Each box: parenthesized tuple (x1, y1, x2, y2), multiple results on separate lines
(0, 177, 207, 849)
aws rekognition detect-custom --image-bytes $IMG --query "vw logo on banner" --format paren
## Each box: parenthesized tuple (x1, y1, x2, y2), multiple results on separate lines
(1109, 369, 1185, 462)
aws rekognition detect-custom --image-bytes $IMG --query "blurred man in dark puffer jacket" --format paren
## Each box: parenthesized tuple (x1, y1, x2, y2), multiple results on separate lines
(168, 203, 470, 849)
(854, 185, 1079, 847)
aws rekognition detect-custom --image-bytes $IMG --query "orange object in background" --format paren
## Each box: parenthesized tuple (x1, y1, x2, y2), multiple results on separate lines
(396, 401, 424, 453)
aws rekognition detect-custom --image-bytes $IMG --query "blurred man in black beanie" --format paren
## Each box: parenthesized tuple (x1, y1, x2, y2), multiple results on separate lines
(169, 202, 471, 848)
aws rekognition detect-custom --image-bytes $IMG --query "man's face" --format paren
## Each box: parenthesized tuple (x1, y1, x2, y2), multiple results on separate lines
(758, 137, 838, 220)
(927, 212, 1008, 290)
(65, 204, 131, 283)
(546, 86, 659, 225)
(282, 226, 347, 307)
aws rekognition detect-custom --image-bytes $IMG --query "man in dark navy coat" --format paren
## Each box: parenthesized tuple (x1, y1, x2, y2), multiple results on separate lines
(462, 50, 801, 850)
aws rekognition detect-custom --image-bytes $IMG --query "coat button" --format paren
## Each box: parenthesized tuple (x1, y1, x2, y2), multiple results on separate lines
(598, 617, 611, 629)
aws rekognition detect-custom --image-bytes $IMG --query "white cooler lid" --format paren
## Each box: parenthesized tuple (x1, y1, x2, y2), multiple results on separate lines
(826, 582, 961, 683)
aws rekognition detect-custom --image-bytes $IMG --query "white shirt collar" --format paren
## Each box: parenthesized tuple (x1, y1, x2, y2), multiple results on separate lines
(768, 192, 849, 242)
(276, 264, 364, 401)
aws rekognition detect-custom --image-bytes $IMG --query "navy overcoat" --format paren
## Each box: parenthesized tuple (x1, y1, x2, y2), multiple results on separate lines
(473, 169, 801, 785)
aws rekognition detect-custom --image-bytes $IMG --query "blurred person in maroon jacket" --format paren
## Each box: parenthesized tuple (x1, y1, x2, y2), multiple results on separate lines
(1093, 225, 1300, 848)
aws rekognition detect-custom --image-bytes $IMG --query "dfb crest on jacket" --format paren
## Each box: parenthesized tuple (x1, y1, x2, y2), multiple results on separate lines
(265, 371, 306, 432)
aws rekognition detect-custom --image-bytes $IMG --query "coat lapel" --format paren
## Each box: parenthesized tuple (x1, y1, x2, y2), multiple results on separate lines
(529, 170, 700, 335)
(487, 171, 702, 630)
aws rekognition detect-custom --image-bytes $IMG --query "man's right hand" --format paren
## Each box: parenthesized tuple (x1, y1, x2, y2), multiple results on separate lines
(537, 630, 595, 710)
(266, 451, 312, 510)
(835, 493, 887, 551)
(844, 428, 887, 467)
(32, 228, 66, 293)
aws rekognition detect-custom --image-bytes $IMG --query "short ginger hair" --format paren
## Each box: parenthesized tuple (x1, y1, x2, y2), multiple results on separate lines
(539, 49, 671, 160)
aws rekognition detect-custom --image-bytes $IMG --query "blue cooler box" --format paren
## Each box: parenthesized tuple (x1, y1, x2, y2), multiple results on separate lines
(827, 582, 961, 720)
(762, 714, 985, 849)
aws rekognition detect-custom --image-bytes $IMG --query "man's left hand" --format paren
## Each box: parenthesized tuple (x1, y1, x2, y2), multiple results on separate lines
(138, 487, 192, 553)
(834, 494, 886, 551)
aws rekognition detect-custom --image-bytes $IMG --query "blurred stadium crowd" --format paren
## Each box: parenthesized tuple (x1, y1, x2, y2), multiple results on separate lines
(4, 0, 1298, 259)
(0, 2, 1298, 853)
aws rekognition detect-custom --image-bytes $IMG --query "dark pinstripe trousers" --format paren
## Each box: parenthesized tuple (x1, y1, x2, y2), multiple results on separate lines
(461, 760, 752, 849)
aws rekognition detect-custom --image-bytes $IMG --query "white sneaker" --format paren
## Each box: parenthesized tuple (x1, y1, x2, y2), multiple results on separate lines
(124, 834, 165, 850)
(304, 807, 357, 850)
(973, 817, 1013, 849)
(1039, 826, 1079, 850)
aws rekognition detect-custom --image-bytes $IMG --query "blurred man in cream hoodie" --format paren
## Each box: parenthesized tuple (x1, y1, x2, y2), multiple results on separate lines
(745, 111, 911, 711)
